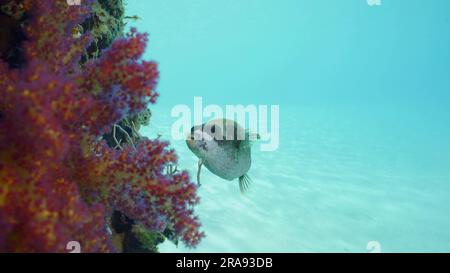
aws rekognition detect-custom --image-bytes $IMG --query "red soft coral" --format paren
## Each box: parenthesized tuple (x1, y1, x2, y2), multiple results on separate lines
(0, 0, 203, 252)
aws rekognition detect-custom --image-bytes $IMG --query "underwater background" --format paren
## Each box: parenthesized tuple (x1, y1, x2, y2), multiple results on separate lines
(127, 0, 450, 252)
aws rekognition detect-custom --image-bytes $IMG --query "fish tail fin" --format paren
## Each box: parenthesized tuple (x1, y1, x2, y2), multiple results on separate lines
(239, 174, 252, 194)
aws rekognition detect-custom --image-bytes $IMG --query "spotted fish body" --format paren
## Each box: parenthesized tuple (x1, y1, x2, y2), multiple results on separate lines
(186, 119, 255, 193)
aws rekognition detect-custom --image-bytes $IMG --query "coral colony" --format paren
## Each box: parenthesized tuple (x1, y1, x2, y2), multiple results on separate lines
(0, 0, 203, 252)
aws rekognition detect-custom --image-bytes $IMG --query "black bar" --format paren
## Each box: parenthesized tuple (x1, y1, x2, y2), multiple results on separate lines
(0, 253, 448, 272)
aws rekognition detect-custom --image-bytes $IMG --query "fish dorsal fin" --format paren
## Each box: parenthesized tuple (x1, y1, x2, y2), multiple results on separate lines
(238, 174, 252, 194)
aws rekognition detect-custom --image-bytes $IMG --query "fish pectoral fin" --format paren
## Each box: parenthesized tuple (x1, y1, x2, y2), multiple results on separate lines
(197, 159, 204, 187)
(238, 174, 252, 194)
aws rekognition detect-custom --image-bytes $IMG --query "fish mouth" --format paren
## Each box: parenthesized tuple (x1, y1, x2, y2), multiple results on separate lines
(186, 132, 194, 141)
(186, 132, 195, 147)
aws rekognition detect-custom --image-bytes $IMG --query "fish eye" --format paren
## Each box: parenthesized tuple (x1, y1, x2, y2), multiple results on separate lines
(211, 125, 216, 134)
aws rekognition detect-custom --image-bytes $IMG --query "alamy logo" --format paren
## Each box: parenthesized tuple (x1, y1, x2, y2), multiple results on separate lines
(66, 241, 81, 253)
(367, 0, 382, 6)
(67, 0, 81, 6)
(171, 97, 280, 152)
(367, 241, 382, 253)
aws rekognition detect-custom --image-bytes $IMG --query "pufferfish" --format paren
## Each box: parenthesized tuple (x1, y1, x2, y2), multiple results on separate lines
(186, 119, 258, 193)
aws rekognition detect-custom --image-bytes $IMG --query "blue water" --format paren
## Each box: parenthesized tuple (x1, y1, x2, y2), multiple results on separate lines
(128, 1, 450, 252)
